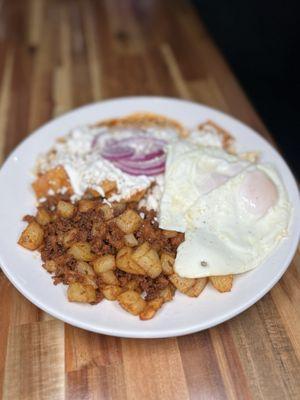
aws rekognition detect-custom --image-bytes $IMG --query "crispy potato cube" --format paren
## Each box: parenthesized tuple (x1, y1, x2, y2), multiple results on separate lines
(162, 230, 178, 238)
(111, 202, 126, 216)
(139, 297, 164, 320)
(63, 229, 78, 248)
(98, 204, 114, 221)
(67, 283, 96, 303)
(186, 278, 208, 297)
(126, 189, 146, 202)
(93, 254, 116, 274)
(115, 209, 141, 234)
(159, 285, 175, 302)
(116, 247, 145, 275)
(169, 274, 195, 294)
(32, 166, 72, 198)
(102, 285, 124, 300)
(101, 179, 117, 194)
(132, 243, 162, 278)
(124, 233, 138, 247)
(100, 270, 119, 285)
(57, 200, 75, 218)
(76, 261, 96, 276)
(78, 199, 95, 213)
(36, 208, 51, 226)
(18, 221, 44, 250)
(160, 253, 175, 275)
(210, 275, 233, 293)
(132, 242, 150, 260)
(43, 260, 57, 273)
(117, 290, 146, 315)
(124, 279, 142, 292)
(68, 242, 95, 261)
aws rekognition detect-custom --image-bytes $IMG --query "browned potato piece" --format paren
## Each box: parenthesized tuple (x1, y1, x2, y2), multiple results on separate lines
(124, 233, 138, 247)
(139, 297, 164, 320)
(100, 270, 119, 285)
(57, 201, 75, 218)
(126, 189, 146, 202)
(98, 204, 114, 221)
(101, 179, 117, 194)
(63, 229, 78, 248)
(117, 290, 146, 315)
(78, 199, 95, 213)
(93, 254, 116, 274)
(169, 274, 195, 294)
(160, 252, 175, 275)
(132, 243, 162, 278)
(68, 242, 95, 261)
(36, 208, 51, 226)
(159, 285, 175, 302)
(115, 209, 142, 234)
(67, 282, 96, 303)
(18, 221, 44, 250)
(124, 279, 142, 292)
(111, 202, 126, 216)
(116, 247, 145, 275)
(102, 285, 124, 300)
(210, 275, 233, 293)
(76, 261, 96, 276)
(43, 260, 57, 273)
(162, 230, 178, 238)
(32, 166, 73, 198)
(186, 278, 208, 297)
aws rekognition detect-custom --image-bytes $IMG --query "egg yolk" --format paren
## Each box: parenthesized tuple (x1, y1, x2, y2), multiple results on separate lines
(239, 170, 278, 217)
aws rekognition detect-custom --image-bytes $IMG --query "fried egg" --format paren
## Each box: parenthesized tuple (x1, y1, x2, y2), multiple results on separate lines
(159, 142, 291, 277)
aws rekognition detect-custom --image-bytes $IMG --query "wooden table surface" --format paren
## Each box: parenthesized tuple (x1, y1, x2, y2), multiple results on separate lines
(0, 0, 299, 399)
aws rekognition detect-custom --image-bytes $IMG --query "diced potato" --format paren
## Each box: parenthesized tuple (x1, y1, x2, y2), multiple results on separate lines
(139, 297, 164, 320)
(101, 179, 117, 194)
(111, 202, 126, 216)
(18, 221, 44, 250)
(83, 188, 101, 199)
(32, 166, 72, 198)
(116, 247, 145, 275)
(98, 204, 114, 221)
(78, 199, 95, 213)
(124, 279, 141, 292)
(160, 252, 175, 275)
(117, 290, 146, 315)
(132, 243, 162, 278)
(162, 230, 178, 238)
(126, 189, 146, 202)
(169, 274, 195, 294)
(67, 282, 96, 303)
(63, 229, 78, 248)
(57, 200, 75, 218)
(159, 285, 175, 302)
(124, 233, 138, 247)
(210, 275, 233, 293)
(100, 270, 119, 285)
(186, 278, 207, 297)
(115, 209, 142, 234)
(68, 242, 95, 261)
(76, 261, 96, 276)
(43, 260, 57, 273)
(102, 285, 124, 300)
(91, 222, 106, 237)
(93, 254, 116, 274)
(36, 208, 51, 226)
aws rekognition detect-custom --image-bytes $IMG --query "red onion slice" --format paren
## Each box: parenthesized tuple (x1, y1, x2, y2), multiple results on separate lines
(101, 145, 135, 161)
(114, 163, 165, 176)
(114, 154, 166, 170)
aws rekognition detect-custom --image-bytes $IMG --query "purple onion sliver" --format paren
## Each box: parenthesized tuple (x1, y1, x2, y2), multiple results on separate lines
(130, 149, 165, 161)
(114, 163, 165, 176)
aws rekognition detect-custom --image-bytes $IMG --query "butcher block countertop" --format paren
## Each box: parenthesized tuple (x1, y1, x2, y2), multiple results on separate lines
(0, 0, 299, 399)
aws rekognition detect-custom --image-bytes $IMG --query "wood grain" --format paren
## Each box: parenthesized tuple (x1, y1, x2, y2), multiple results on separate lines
(0, 0, 299, 399)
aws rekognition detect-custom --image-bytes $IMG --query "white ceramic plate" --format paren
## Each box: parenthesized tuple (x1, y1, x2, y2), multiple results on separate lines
(0, 97, 299, 338)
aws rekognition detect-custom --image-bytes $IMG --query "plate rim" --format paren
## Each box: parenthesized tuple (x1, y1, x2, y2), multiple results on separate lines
(0, 95, 299, 338)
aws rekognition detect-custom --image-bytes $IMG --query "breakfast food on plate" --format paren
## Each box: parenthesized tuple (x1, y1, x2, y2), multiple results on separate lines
(18, 112, 291, 320)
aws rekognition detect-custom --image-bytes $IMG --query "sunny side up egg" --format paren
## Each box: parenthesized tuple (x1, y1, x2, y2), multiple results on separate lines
(159, 141, 291, 278)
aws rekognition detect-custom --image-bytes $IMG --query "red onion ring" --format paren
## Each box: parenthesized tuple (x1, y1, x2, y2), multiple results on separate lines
(98, 135, 168, 176)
